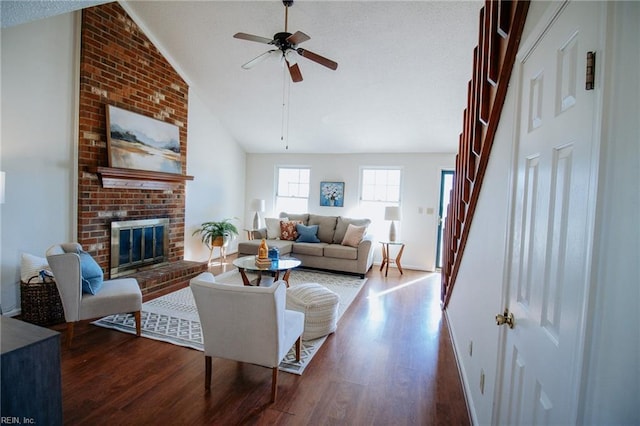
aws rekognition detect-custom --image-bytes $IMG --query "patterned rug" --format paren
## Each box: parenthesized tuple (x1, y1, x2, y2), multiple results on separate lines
(93, 268, 367, 374)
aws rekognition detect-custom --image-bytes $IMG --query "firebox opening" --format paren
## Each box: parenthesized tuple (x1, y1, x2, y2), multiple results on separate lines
(110, 218, 169, 278)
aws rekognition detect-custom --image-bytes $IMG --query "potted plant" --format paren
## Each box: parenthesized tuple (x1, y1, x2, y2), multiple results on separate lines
(192, 218, 239, 265)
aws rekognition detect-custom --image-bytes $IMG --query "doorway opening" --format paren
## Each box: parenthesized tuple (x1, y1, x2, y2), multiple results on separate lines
(436, 170, 454, 269)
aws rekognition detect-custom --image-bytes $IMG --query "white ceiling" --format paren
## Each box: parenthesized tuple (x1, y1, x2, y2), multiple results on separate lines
(0, 0, 111, 28)
(4, 0, 482, 154)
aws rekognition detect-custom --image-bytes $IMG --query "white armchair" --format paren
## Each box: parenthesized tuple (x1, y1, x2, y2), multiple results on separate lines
(190, 272, 305, 403)
(46, 243, 142, 348)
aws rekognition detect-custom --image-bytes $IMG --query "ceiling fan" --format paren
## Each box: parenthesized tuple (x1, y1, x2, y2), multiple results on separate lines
(233, 0, 338, 83)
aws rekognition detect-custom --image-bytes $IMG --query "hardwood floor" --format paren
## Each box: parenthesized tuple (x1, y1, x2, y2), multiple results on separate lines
(55, 255, 470, 425)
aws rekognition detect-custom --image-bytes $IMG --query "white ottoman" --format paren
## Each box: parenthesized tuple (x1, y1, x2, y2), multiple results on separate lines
(286, 283, 340, 340)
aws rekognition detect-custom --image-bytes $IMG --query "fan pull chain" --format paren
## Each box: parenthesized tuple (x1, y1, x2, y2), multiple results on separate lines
(285, 77, 291, 150)
(279, 66, 294, 150)
(280, 66, 289, 150)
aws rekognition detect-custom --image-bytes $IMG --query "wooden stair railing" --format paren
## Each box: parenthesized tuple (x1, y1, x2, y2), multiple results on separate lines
(441, 0, 530, 308)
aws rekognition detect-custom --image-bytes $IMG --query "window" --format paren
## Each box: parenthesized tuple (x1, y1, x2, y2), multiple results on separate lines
(361, 168, 402, 203)
(360, 168, 402, 240)
(275, 167, 310, 213)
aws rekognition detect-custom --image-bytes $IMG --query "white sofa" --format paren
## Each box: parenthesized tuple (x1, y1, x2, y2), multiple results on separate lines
(237, 213, 374, 278)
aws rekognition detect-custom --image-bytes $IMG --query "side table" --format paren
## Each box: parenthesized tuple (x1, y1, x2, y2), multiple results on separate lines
(380, 241, 405, 277)
(244, 229, 258, 240)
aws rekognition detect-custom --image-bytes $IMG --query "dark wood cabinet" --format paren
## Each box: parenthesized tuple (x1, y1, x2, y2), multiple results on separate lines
(1, 316, 62, 425)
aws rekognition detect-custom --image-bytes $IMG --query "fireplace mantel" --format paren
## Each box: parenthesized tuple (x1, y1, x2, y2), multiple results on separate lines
(92, 167, 194, 190)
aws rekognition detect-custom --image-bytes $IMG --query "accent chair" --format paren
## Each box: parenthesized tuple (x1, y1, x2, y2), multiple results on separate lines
(189, 272, 305, 403)
(46, 243, 142, 348)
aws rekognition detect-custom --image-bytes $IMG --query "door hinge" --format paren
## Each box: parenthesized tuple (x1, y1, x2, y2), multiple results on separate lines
(586, 51, 596, 90)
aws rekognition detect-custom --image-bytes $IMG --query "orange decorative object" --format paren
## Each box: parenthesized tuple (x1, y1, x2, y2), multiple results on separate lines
(258, 239, 269, 259)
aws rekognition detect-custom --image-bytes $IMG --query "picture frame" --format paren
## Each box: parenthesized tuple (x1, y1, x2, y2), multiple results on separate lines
(320, 181, 344, 207)
(106, 105, 182, 174)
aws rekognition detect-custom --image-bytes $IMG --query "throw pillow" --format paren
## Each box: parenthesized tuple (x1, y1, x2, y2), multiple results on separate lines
(333, 217, 372, 244)
(265, 217, 287, 239)
(341, 224, 367, 248)
(308, 214, 338, 243)
(20, 253, 51, 282)
(281, 213, 309, 224)
(280, 220, 302, 241)
(78, 250, 104, 295)
(296, 224, 321, 243)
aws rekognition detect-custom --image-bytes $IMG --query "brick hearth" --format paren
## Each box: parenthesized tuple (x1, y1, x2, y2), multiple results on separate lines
(127, 261, 208, 296)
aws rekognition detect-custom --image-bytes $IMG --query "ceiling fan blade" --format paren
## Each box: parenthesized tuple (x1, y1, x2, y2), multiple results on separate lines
(233, 32, 273, 44)
(286, 31, 310, 46)
(296, 48, 338, 71)
(286, 60, 303, 83)
(241, 50, 279, 69)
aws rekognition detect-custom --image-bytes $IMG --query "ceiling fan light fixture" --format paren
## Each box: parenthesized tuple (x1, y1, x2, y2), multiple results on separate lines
(284, 49, 297, 66)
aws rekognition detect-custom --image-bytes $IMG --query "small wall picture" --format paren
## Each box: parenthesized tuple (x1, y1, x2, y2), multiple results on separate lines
(106, 105, 182, 174)
(320, 181, 344, 207)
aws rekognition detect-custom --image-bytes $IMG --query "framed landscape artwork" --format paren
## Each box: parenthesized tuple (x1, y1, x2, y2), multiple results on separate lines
(106, 105, 182, 174)
(320, 181, 344, 207)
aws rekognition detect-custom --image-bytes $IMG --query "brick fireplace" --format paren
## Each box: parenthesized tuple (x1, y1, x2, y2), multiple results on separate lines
(77, 3, 203, 290)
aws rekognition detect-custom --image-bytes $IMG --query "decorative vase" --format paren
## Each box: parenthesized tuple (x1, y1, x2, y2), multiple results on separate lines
(268, 247, 280, 260)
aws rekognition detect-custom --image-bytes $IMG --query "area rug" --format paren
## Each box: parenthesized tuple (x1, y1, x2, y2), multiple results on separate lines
(93, 268, 367, 374)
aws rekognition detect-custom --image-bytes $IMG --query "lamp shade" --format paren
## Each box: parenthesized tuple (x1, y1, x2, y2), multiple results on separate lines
(384, 206, 401, 221)
(250, 198, 265, 212)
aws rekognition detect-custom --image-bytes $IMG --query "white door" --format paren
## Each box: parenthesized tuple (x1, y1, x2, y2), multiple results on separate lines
(496, 2, 601, 424)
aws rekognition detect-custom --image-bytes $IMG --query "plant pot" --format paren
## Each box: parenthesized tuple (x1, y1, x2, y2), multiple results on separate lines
(211, 236, 226, 247)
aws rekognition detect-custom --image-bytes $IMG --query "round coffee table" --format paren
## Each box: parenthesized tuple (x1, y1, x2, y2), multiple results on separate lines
(232, 256, 302, 287)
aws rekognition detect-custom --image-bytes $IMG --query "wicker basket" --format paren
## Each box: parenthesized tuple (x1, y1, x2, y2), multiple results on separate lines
(20, 276, 65, 326)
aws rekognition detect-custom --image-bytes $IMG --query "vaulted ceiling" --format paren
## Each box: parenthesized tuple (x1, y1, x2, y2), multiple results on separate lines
(3, 0, 482, 154)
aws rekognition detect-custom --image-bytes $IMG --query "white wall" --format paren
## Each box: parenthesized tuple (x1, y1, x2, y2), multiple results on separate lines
(580, 1, 639, 423)
(184, 91, 246, 262)
(245, 153, 454, 271)
(445, 76, 516, 424)
(1, 13, 78, 315)
(447, 1, 640, 424)
(0, 13, 248, 314)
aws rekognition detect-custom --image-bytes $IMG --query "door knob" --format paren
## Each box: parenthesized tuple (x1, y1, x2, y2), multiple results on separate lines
(496, 309, 515, 329)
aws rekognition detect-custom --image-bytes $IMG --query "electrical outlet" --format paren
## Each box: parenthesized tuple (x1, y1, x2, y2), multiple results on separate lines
(469, 340, 473, 357)
(426, 207, 435, 215)
(480, 369, 485, 395)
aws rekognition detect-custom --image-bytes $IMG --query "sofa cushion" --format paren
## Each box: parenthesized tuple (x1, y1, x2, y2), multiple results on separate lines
(292, 242, 328, 257)
(296, 224, 321, 243)
(265, 217, 287, 239)
(237, 239, 293, 256)
(341, 224, 367, 247)
(333, 217, 372, 243)
(280, 220, 302, 241)
(280, 212, 309, 225)
(323, 244, 358, 260)
(308, 214, 338, 244)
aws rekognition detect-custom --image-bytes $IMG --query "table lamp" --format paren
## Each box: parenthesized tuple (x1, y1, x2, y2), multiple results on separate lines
(251, 198, 265, 229)
(384, 206, 401, 242)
